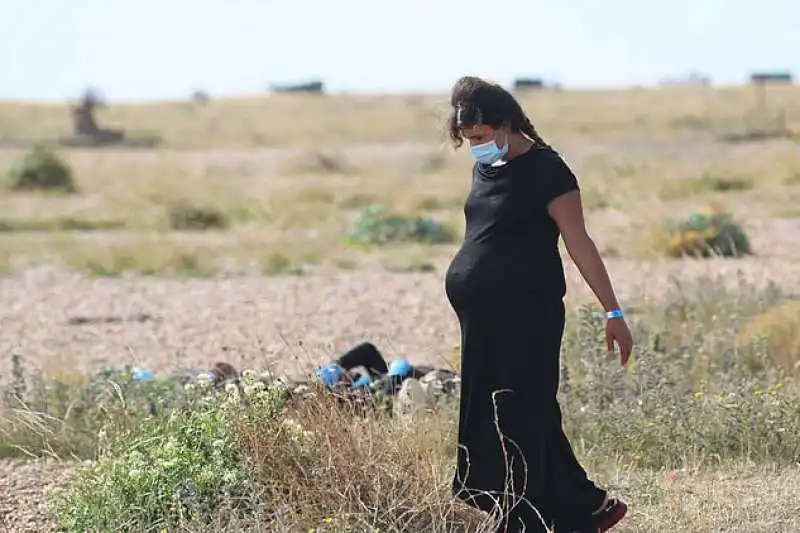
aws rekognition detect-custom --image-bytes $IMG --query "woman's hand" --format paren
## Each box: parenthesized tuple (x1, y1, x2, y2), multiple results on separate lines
(605, 317, 633, 366)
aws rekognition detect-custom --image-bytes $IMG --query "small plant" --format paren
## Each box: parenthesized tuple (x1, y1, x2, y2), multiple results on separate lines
(333, 257, 359, 270)
(412, 196, 462, 212)
(167, 200, 229, 231)
(659, 172, 752, 200)
(657, 207, 752, 258)
(261, 252, 304, 275)
(3, 146, 77, 193)
(703, 175, 752, 192)
(386, 260, 436, 273)
(345, 205, 457, 245)
(339, 192, 378, 209)
(784, 170, 800, 186)
(738, 299, 800, 374)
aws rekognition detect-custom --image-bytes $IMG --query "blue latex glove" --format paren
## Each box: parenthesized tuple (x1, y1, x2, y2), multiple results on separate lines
(132, 367, 155, 381)
(315, 364, 343, 388)
(387, 358, 413, 379)
(351, 374, 373, 390)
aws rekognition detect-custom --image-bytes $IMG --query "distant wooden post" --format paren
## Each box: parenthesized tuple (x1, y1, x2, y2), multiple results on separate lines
(71, 90, 104, 135)
(62, 88, 126, 145)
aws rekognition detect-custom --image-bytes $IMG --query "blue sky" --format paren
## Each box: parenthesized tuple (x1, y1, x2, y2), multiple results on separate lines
(0, 0, 796, 102)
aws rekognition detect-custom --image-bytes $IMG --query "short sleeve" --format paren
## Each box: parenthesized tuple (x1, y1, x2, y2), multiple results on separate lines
(535, 149, 580, 207)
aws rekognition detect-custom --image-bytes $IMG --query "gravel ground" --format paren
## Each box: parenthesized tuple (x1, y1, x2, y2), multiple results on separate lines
(3, 256, 799, 377)
(0, 459, 74, 532)
(2, 256, 800, 529)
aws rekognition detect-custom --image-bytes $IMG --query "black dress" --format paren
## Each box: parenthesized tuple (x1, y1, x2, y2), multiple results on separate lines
(444, 146, 605, 532)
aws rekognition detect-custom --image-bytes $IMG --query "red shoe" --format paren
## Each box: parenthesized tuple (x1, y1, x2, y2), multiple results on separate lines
(574, 497, 627, 533)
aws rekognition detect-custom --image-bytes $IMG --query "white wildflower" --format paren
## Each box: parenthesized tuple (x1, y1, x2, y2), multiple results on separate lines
(241, 369, 257, 384)
(243, 382, 266, 397)
(196, 372, 214, 390)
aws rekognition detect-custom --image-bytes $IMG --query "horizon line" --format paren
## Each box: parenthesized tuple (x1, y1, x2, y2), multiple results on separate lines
(0, 81, 783, 106)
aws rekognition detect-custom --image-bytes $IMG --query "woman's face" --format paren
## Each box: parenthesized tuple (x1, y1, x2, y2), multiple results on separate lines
(461, 124, 504, 148)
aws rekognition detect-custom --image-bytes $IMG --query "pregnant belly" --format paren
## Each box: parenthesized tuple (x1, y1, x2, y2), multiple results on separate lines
(445, 243, 522, 308)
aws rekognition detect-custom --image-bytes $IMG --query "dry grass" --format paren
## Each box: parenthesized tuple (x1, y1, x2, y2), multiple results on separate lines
(1, 84, 800, 531)
(739, 299, 800, 374)
(0, 136, 797, 273)
(0, 87, 799, 273)
(590, 462, 800, 532)
(2, 85, 799, 148)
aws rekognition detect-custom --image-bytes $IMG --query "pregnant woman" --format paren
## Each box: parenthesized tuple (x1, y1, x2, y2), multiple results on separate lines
(443, 76, 634, 533)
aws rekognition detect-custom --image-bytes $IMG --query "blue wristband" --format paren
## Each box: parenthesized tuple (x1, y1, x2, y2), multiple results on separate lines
(606, 308, 624, 319)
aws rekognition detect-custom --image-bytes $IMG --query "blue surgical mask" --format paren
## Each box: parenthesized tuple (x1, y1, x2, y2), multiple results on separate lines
(470, 133, 509, 165)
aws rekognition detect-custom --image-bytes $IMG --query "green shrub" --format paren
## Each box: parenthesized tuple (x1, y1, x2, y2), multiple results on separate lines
(345, 205, 457, 245)
(50, 374, 288, 532)
(657, 208, 752, 258)
(167, 200, 229, 231)
(3, 146, 77, 193)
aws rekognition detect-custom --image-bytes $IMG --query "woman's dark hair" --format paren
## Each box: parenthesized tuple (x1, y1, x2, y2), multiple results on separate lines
(448, 76, 550, 150)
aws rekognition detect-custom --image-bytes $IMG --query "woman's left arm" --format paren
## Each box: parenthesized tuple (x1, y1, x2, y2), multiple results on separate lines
(547, 190, 633, 366)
